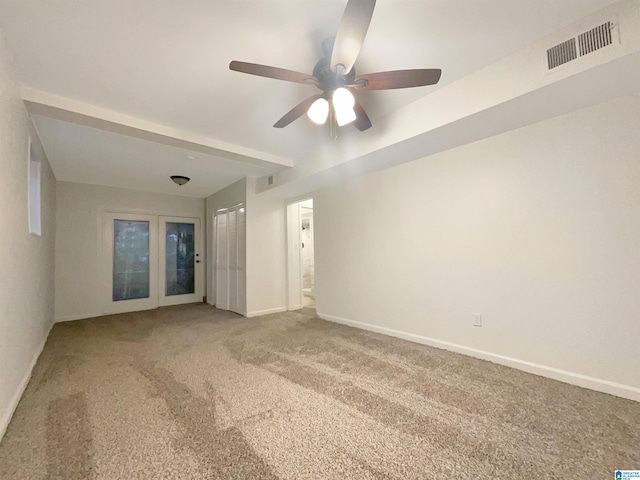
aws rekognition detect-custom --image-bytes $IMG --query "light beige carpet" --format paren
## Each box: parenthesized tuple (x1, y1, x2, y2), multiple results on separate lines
(1, 304, 638, 479)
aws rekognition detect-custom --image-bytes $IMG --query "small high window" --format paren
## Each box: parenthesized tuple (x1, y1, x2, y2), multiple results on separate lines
(28, 138, 41, 236)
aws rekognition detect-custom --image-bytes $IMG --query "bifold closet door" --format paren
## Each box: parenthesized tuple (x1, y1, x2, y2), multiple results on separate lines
(236, 207, 246, 315)
(215, 212, 229, 310)
(214, 206, 245, 315)
(228, 209, 238, 313)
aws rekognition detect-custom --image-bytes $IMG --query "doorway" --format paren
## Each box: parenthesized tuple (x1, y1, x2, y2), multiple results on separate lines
(287, 198, 315, 310)
(101, 212, 203, 314)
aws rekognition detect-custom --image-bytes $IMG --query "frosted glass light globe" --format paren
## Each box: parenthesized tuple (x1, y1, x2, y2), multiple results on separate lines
(307, 98, 329, 124)
(332, 88, 355, 111)
(331, 87, 356, 127)
(336, 107, 356, 126)
(332, 88, 356, 127)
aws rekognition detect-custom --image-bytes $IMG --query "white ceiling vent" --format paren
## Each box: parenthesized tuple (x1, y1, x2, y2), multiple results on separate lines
(546, 20, 617, 72)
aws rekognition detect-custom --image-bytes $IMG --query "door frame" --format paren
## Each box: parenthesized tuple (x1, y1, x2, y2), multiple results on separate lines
(286, 202, 303, 310)
(286, 197, 314, 310)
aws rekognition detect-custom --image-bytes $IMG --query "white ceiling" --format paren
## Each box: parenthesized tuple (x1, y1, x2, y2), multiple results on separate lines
(30, 114, 278, 197)
(0, 0, 622, 197)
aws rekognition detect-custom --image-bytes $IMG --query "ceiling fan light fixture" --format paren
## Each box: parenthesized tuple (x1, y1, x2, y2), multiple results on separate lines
(229, 0, 441, 133)
(307, 97, 329, 124)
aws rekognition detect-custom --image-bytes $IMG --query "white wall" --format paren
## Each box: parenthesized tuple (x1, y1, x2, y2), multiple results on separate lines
(0, 30, 56, 439)
(55, 182, 205, 322)
(205, 178, 246, 305)
(246, 178, 287, 317)
(314, 94, 640, 401)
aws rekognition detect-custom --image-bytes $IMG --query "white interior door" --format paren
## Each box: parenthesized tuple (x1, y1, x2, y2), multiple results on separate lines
(102, 213, 159, 314)
(158, 216, 202, 306)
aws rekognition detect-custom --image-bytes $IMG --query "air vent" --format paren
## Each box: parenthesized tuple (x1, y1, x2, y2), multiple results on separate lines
(546, 20, 616, 71)
(578, 21, 613, 56)
(547, 38, 577, 70)
(267, 175, 274, 186)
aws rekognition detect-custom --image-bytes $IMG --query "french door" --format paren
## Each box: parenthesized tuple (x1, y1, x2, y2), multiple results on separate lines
(158, 216, 201, 306)
(102, 213, 202, 314)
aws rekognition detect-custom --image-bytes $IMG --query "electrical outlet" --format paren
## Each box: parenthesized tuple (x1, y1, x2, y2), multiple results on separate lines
(473, 313, 483, 327)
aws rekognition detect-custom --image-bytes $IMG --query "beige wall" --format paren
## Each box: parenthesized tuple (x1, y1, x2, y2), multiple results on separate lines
(205, 178, 246, 305)
(314, 94, 640, 401)
(0, 30, 57, 439)
(55, 182, 205, 322)
(246, 178, 287, 317)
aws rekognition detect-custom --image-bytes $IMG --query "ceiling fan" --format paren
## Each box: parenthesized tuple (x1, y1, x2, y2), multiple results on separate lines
(229, 0, 442, 132)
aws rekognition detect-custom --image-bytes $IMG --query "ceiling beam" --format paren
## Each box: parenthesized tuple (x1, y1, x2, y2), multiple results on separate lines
(258, 50, 640, 199)
(21, 87, 294, 170)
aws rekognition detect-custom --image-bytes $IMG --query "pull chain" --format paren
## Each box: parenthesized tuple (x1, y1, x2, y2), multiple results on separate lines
(330, 102, 338, 140)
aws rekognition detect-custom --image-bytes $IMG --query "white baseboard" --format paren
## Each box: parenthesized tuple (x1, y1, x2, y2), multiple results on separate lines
(0, 323, 52, 442)
(318, 313, 640, 403)
(247, 307, 287, 318)
(55, 313, 100, 323)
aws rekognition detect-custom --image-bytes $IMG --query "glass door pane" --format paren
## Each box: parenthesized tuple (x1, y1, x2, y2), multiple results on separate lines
(113, 220, 150, 301)
(165, 222, 195, 296)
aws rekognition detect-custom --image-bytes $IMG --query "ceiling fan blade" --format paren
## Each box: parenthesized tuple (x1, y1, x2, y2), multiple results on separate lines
(353, 69, 442, 90)
(353, 101, 372, 131)
(274, 95, 324, 128)
(330, 0, 376, 75)
(229, 61, 317, 85)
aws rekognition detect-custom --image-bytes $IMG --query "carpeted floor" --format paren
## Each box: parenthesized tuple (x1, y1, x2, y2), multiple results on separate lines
(1, 304, 638, 479)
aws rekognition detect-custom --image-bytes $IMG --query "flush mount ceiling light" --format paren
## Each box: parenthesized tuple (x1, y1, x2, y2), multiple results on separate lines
(229, 0, 442, 134)
(170, 175, 190, 186)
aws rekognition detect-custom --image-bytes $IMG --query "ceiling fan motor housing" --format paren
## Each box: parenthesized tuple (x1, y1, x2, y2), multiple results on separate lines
(313, 53, 356, 93)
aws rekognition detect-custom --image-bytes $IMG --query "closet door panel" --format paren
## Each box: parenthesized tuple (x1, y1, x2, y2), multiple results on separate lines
(215, 213, 229, 310)
(237, 207, 246, 315)
(228, 209, 238, 313)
